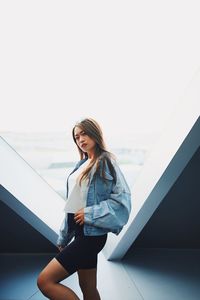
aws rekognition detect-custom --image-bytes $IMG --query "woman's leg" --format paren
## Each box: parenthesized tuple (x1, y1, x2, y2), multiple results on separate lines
(37, 258, 80, 300)
(78, 268, 101, 300)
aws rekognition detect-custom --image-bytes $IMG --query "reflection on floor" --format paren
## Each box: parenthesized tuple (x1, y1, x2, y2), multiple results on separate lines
(1, 249, 200, 300)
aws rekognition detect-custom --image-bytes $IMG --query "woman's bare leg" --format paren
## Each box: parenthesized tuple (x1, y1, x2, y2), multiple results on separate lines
(37, 258, 80, 300)
(78, 268, 101, 300)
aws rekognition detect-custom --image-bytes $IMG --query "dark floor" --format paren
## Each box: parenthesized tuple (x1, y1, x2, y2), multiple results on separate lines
(1, 249, 200, 300)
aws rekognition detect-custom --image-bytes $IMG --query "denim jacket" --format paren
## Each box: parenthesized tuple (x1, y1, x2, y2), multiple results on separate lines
(57, 157, 132, 247)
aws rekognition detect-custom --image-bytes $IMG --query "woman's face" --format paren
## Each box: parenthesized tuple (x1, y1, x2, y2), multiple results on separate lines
(74, 126, 96, 157)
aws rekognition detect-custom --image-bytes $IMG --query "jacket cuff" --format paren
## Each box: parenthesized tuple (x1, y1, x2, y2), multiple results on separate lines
(84, 206, 94, 225)
(56, 237, 66, 247)
(57, 230, 75, 247)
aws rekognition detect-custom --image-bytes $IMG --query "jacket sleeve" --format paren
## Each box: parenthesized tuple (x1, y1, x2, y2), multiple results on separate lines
(56, 213, 75, 247)
(84, 164, 132, 233)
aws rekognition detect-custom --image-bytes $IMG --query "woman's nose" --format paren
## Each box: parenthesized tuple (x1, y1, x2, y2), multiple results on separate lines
(79, 137, 85, 143)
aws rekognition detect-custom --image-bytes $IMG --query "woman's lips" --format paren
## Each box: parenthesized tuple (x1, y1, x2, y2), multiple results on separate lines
(81, 143, 87, 147)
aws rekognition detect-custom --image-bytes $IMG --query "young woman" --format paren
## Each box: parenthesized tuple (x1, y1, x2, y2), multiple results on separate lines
(37, 118, 132, 300)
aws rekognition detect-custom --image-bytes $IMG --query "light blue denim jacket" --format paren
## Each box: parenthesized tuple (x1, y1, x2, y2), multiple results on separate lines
(57, 157, 132, 247)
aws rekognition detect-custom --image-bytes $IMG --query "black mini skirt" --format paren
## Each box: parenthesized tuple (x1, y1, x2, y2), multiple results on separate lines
(55, 218, 107, 275)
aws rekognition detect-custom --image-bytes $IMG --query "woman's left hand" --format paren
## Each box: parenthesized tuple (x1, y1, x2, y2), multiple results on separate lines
(74, 208, 85, 225)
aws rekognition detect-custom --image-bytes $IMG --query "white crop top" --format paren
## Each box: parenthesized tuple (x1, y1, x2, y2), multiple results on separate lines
(63, 159, 91, 213)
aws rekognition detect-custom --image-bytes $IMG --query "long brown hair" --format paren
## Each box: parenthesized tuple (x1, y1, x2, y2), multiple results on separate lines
(72, 118, 116, 185)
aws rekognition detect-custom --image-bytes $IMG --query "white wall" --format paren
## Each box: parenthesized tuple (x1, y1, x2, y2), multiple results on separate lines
(103, 70, 200, 260)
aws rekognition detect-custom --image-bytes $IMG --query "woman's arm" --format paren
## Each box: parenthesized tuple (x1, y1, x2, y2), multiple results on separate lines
(56, 213, 69, 247)
(83, 163, 132, 233)
(56, 213, 75, 247)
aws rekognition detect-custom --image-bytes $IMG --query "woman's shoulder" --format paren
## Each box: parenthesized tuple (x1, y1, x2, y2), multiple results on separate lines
(97, 152, 120, 183)
(98, 152, 117, 163)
